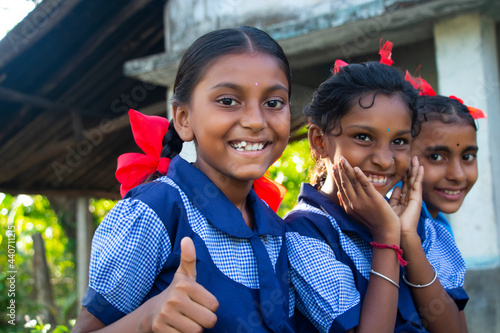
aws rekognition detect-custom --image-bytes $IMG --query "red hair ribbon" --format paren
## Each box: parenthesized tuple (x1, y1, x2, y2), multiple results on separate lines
(378, 38, 394, 66)
(333, 38, 394, 74)
(404, 70, 436, 96)
(333, 59, 349, 74)
(253, 174, 287, 212)
(405, 70, 486, 120)
(116, 109, 171, 198)
(448, 95, 487, 120)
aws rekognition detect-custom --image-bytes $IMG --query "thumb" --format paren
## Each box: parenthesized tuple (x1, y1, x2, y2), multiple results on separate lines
(177, 237, 197, 280)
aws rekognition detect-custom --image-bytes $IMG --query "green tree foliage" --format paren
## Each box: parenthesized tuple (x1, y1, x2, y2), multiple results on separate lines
(0, 194, 115, 331)
(268, 132, 313, 217)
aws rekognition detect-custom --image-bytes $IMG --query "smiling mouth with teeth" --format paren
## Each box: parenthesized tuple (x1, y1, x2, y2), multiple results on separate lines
(440, 189, 461, 196)
(230, 140, 267, 152)
(365, 173, 388, 184)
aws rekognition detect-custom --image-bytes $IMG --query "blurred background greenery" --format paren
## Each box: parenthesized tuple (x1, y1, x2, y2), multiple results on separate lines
(0, 134, 312, 332)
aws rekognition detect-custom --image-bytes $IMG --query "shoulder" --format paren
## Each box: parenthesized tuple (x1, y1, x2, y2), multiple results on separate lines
(285, 203, 333, 240)
(124, 176, 186, 224)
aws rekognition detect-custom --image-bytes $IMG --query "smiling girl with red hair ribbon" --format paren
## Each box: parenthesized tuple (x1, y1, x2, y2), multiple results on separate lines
(74, 26, 294, 333)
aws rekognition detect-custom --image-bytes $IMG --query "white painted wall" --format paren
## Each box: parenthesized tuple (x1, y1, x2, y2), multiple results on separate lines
(434, 13, 500, 269)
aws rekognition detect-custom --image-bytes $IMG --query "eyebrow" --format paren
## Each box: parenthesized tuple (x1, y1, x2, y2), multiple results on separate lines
(210, 82, 289, 94)
(425, 145, 479, 153)
(345, 125, 411, 136)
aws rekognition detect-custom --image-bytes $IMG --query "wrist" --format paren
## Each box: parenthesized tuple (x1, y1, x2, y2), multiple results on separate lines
(372, 228, 401, 245)
(400, 231, 421, 250)
(137, 297, 157, 332)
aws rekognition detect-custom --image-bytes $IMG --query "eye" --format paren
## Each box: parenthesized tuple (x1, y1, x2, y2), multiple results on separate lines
(354, 134, 371, 142)
(463, 153, 476, 162)
(393, 138, 409, 146)
(217, 97, 238, 106)
(429, 153, 443, 162)
(265, 99, 284, 109)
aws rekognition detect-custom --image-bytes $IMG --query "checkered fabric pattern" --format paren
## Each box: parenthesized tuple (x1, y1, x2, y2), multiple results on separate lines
(421, 218, 466, 289)
(287, 202, 466, 332)
(287, 231, 361, 332)
(88, 175, 284, 314)
(88, 198, 171, 314)
(164, 177, 283, 289)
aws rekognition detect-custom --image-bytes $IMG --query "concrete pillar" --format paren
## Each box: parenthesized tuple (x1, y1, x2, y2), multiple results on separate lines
(434, 13, 500, 333)
(434, 13, 500, 269)
(76, 197, 90, 303)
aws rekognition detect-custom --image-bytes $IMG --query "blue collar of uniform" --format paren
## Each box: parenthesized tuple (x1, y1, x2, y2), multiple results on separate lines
(299, 183, 426, 242)
(166, 156, 282, 238)
(419, 201, 451, 239)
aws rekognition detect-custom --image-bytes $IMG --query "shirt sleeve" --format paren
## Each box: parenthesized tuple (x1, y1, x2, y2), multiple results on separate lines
(422, 218, 469, 310)
(82, 198, 171, 325)
(287, 230, 361, 333)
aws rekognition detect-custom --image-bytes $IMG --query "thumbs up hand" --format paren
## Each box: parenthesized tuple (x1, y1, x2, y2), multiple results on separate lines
(150, 237, 219, 332)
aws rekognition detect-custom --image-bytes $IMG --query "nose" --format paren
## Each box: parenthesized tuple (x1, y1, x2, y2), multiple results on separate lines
(446, 158, 466, 182)
(240, 101, 266, 132)
(371, 144, 394, 170)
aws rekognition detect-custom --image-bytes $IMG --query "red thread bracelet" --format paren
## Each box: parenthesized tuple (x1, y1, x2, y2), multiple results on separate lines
(370, 242, 409, 267)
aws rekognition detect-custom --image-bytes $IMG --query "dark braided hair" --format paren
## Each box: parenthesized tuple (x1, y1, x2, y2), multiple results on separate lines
(160, 121, 184, 159)
(306, 61, 420, 187)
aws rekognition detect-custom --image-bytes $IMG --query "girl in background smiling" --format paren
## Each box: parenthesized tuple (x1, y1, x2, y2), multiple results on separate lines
(286, 47, 468, 332)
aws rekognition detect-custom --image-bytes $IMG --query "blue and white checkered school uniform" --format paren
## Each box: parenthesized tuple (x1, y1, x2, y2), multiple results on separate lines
(420, 201, 454, 238)
(82, 155, 294, 332)
(285, 183, 468, 333)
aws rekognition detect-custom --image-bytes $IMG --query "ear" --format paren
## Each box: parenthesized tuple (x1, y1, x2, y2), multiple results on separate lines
(173, 104, 194, 141)
(308, 124, 328, 159)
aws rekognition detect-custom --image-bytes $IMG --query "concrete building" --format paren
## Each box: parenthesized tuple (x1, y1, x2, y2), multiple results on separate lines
(125, 0, 500, 331)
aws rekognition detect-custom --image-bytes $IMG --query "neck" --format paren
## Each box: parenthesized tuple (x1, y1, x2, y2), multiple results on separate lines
(194, 162, 255, 229)
(222, 181, 254, 230)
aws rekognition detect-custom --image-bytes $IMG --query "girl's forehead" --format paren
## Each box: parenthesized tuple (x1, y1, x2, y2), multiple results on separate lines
(197, 52, 289, 90)
(413, 120, 477, 147)
(342, 94, 411, 123)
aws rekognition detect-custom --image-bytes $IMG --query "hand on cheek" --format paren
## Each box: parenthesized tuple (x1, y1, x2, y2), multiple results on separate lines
(334, 156, 400, 241)
(389, 156, 424, 236)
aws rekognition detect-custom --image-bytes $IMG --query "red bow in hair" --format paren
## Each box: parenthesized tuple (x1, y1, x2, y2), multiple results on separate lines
(405, 70, 487, 120)
(405, 70, 436, 96)
(378, 39, 394, 66)
(116, 109, 171, 198)
(333, 38, 394, 74)
(253, 174, 287, 212)
(448, 95, 487, 120)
